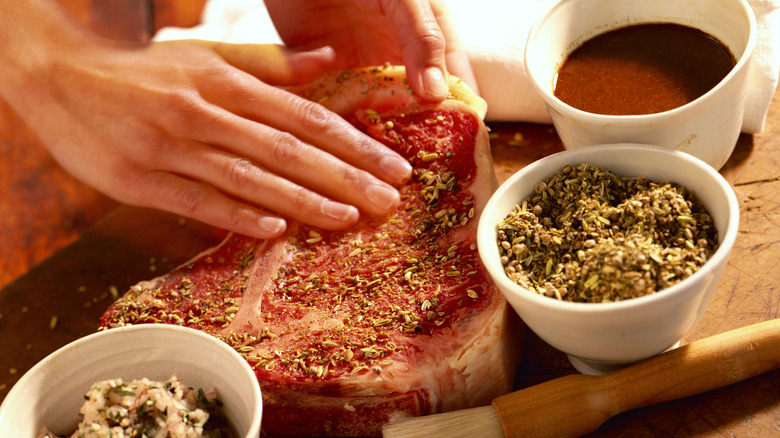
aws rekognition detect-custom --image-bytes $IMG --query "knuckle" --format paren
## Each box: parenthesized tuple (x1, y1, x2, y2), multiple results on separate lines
(336, 165, 365, 189)
(292, 99, 338, 137)
(268, 131, 303, 166)
(200, 58, 235, 79)
(279, 186, 311, 216)
(175, 184, 211, 216)
(106, 161, 159, 206)
(160, 88, 199, 115)
(130, 137, 172, 169)
(107, 159, 139, 188)
(155, 89, 212, 134)
(416, 26, 446, 57)
(222, 204, 247, 230)
(223, 158, 260, 192)
(288, 188, 310, 212)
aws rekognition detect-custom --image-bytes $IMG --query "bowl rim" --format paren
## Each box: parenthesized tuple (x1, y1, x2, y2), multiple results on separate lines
(524, 0, 758, 121)
(477, 143, 740, 314)
(0, 324, 263, 438)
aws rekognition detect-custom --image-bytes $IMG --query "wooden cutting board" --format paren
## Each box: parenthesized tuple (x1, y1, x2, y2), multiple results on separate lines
(1, 0, 777, 435)
(0, 121, 557, 386)
(0, 206, 225, 386)
(1, 123, 778, 437)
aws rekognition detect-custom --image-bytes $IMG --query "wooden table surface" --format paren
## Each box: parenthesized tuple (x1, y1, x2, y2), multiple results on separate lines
(1, 1, 778, 436)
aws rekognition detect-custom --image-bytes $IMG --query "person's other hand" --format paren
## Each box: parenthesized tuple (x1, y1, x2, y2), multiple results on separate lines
(266, 0, 479, 101)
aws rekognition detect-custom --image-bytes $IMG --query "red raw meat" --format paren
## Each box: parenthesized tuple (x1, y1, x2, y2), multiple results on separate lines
(100, 66, 522, 437)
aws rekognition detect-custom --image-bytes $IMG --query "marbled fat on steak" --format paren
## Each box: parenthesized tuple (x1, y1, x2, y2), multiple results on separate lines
(100, 66, 522, 437)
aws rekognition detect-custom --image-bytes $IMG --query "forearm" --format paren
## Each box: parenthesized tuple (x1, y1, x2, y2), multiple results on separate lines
(0, 0, 98, 108)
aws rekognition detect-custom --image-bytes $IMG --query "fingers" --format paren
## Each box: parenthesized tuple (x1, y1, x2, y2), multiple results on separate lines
(237, 89, 411, 186)
(130, 171, 290, 240)
(194, 69, 412, 189)
(167, 131, 401, 221)
(198, 43, 413, 187)
(131, 162, 371, 240)
(135, 42, 411, 235)
(429, 0, 480, 95)
(380, 0, 450, 101)
(211, 42, 338, 86)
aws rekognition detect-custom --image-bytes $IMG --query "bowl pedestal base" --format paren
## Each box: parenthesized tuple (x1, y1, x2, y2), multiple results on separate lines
(568, 341, 682, 375)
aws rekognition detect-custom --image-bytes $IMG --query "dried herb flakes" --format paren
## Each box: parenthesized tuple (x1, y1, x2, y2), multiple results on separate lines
(497, 163, 718, 303)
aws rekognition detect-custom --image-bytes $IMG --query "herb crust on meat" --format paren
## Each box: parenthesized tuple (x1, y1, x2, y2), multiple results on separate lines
(101, 65, 522, 437)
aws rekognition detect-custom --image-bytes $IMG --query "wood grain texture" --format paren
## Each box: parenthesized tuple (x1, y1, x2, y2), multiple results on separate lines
(494, 320, 780, 438)
(0, 0, 146, 290)
(0, 1, 778, 436)
(0, 0, 209, 291)
(0, 206, 224, 394)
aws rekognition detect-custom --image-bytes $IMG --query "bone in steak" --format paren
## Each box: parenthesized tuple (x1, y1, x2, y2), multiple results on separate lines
(100, 66, 522, 437)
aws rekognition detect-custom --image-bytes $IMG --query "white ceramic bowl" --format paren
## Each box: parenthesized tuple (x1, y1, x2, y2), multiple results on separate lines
(525, 0, 757, 170)
(477, 144, 739, 374)
(0, 324, 263, 437)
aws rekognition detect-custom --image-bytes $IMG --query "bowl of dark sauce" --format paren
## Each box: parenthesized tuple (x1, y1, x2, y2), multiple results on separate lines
(525, 0, 757, 170)
(554, 23, 736, 116)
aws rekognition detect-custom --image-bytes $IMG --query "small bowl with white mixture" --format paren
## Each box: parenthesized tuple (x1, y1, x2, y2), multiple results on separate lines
(0, 324, 262, 437)
(477, 144, 739, 374)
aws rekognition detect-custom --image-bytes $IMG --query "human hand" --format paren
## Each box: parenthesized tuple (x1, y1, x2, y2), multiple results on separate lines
(265, 0, 479, 101)
(1, 21, 412, 239)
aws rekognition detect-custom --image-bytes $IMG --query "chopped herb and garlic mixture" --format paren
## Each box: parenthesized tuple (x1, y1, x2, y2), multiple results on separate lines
(39, 375, 231, 438)
(497, 163, 718, 302)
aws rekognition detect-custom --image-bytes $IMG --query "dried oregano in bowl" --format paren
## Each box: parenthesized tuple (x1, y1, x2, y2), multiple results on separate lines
(497, 163, 719, 303)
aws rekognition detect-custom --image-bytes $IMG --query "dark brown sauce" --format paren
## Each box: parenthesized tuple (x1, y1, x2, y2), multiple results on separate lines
(553, 23, 736, 115)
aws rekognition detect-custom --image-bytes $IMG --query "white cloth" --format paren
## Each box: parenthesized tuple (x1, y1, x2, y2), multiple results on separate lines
(155, 0, 780, 133)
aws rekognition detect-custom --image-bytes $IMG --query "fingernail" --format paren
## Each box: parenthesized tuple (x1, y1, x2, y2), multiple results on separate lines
(423, 67, 449, 100)
(311, 45, 336, 59)
(367, 184, 400, 211)
(321, 200, 359, 222)
(258, 216, 286, 235)
(314, 45, 335, 54)
(380, 155, 412, 183)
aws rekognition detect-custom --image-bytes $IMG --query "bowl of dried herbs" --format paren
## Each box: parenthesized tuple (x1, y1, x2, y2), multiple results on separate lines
(477, 144, 739, 375)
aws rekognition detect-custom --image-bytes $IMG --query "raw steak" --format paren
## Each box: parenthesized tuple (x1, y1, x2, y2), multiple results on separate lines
(100, 66, 521, 437)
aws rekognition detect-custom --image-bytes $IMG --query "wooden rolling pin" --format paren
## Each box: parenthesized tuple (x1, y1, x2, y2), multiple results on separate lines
(383, 319, 780, 438)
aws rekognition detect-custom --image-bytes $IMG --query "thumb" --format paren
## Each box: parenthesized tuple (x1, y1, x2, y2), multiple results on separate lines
(212, 42, 337, 86)
(380, 0, 449, 101)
